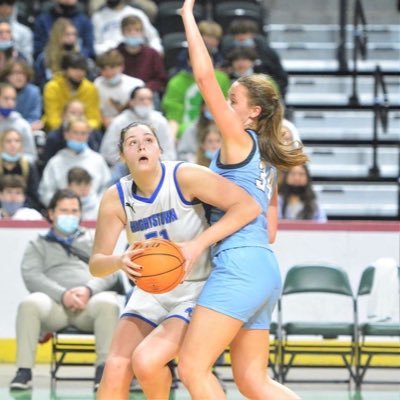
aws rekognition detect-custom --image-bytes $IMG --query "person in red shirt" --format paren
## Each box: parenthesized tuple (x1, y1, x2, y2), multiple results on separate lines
(116, 15, 167, 102)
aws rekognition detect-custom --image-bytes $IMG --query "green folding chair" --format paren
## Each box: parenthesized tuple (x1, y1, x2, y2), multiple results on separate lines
(278, 264, 358, 384)
(356, 265, 400, 388)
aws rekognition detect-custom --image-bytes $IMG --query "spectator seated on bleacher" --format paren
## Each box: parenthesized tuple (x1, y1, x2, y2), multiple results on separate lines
(0, 0, 33, 63)
(67, 166, 100, 220)
(161, 53, 231, 140)
(116, 15, 167, 102)
(278, 164, 327, 222)
(177, 102, 216, 163)
(195, 123, 222, 168)
(1, 59, 43, 132)
(0, 83, 37, 163)
(42, 99, 104, 167)
(175, 20, 225, 74)
(94, 49, 144, 129)
(221, 18, 288, 100)
(34, 18, 97, 90)
(33, 0, 95, 60)
(38, 116, 111, 207)
(9, 189, 119, 392)
(101, 86, 176, 167)
(42, 52, 102, 132)
(92, 0, 162, 55)
(0, 20, 27, 70)
(0, 128, 41, 210)
(0, 174, 42, 220)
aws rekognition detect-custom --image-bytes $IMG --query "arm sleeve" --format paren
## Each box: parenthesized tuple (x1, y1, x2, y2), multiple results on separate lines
(21, 240, 67, 303)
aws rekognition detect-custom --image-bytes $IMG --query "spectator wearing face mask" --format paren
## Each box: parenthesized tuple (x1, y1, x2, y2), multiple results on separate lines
(42, 52, 102, 131)
(34, 18, 98, 90)
(0, 128, 41, 209)
(33, 0, 95, 60)
(0, 0, 33, 63)
(38, 116, 111, 207)
(116, 15, 167, 99)
(221, 19, 288, 99)
(278, 164, 327, 222)
(0, 83, 36, 163)
(196, 124, 222, 167)
(94, 49, 144, 129)
(1, 59, 43, 132)
(100, 86, 176, 168)
(177, 102, 216, 163)
(42, 99, 104, 167)
(0, 20, 26, 70)
(0, 174, 43, 220)
(92, 0, 162, 55)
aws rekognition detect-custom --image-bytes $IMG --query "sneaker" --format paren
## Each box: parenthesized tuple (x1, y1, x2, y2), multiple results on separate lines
(212, 369, 227, 393)
(9, 369, 32, 390)
(94, 364, 104, 392)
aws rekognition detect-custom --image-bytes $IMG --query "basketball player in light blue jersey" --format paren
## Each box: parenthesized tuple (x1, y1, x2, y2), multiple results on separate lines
(180, 2, 309, 399)
(89, 121, 261, 399)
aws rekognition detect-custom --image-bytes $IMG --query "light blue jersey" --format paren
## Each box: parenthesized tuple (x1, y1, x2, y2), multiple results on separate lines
(209, 129, 277, 254)
(198, 129, 281, 329)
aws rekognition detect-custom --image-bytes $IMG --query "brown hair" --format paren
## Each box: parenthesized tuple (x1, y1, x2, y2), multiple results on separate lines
(196, 124, 221, 167)
(96, 49, 124, 69)
(121, 15, 143, 32)
(228, 19, 259, 35)
(0, 174, 26, 192)
(237, 74, 308, 170)
(0, 59, 34, 82)
(67, 166, 92, 185)
(118, 121, 161, 153)
(198, 20, 223, 40)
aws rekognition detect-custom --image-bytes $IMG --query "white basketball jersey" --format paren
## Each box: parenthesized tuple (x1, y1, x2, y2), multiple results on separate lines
(116, 161, 211, 281)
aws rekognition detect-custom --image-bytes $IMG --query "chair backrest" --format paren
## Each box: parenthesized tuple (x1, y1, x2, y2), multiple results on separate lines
(283, 264, 353, 297)
(357, 266, 375, 296)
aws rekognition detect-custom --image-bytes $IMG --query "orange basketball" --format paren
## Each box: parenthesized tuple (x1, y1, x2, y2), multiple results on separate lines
(131, 238, 186, 294)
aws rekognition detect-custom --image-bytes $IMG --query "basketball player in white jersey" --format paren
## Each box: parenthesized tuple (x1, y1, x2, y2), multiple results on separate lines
(89, 121, 261, 399)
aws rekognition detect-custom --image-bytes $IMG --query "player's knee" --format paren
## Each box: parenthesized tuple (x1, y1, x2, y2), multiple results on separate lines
(177, 355, 196, 386)
(104, 355, 132, 381)
(131, 349, 160, 381)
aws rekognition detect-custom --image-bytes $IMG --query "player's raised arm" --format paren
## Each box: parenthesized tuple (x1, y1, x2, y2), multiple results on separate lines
(181, 0, 248, 148)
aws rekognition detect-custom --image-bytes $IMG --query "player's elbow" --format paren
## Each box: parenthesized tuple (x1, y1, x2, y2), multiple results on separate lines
(248, 199, 262, 221)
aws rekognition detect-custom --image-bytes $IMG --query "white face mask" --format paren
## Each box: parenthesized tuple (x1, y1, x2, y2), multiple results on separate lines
(134, 105, 153, 119)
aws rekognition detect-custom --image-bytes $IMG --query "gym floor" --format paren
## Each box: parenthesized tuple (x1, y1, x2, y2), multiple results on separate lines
(1, 364, 399, 400)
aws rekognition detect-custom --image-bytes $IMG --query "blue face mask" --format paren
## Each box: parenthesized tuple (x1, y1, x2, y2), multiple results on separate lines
(0, 40, 13, 51)
(203, 110, 214, 121)
(1, 152, 21, 162)
(2, 201, 24, 216)
(105, 73, 122, 86)
(55, 214, 80, 235)
(234, 38, 255, 48)
(204, 149, 218, 160)
(66, 140, 88, 153)
(0, 107, 14, 118)
(124, 36, 145, 48)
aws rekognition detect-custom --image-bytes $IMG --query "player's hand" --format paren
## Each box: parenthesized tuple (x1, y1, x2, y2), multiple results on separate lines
(181, 0, 195, 15)
(120, 243, 144, 283)
(177, 239, 204, 282)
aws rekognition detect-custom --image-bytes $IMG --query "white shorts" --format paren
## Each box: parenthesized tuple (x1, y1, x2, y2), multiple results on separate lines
(121, 280, 205, 327)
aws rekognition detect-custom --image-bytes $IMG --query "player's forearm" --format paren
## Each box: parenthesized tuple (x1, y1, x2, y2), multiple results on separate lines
(181, 5, 214, 83)
(195, 200, 261, 250)
(89, 254, 122, 277)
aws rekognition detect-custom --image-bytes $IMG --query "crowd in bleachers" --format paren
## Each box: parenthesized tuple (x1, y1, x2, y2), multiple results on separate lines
(0, 0, 326, 222)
